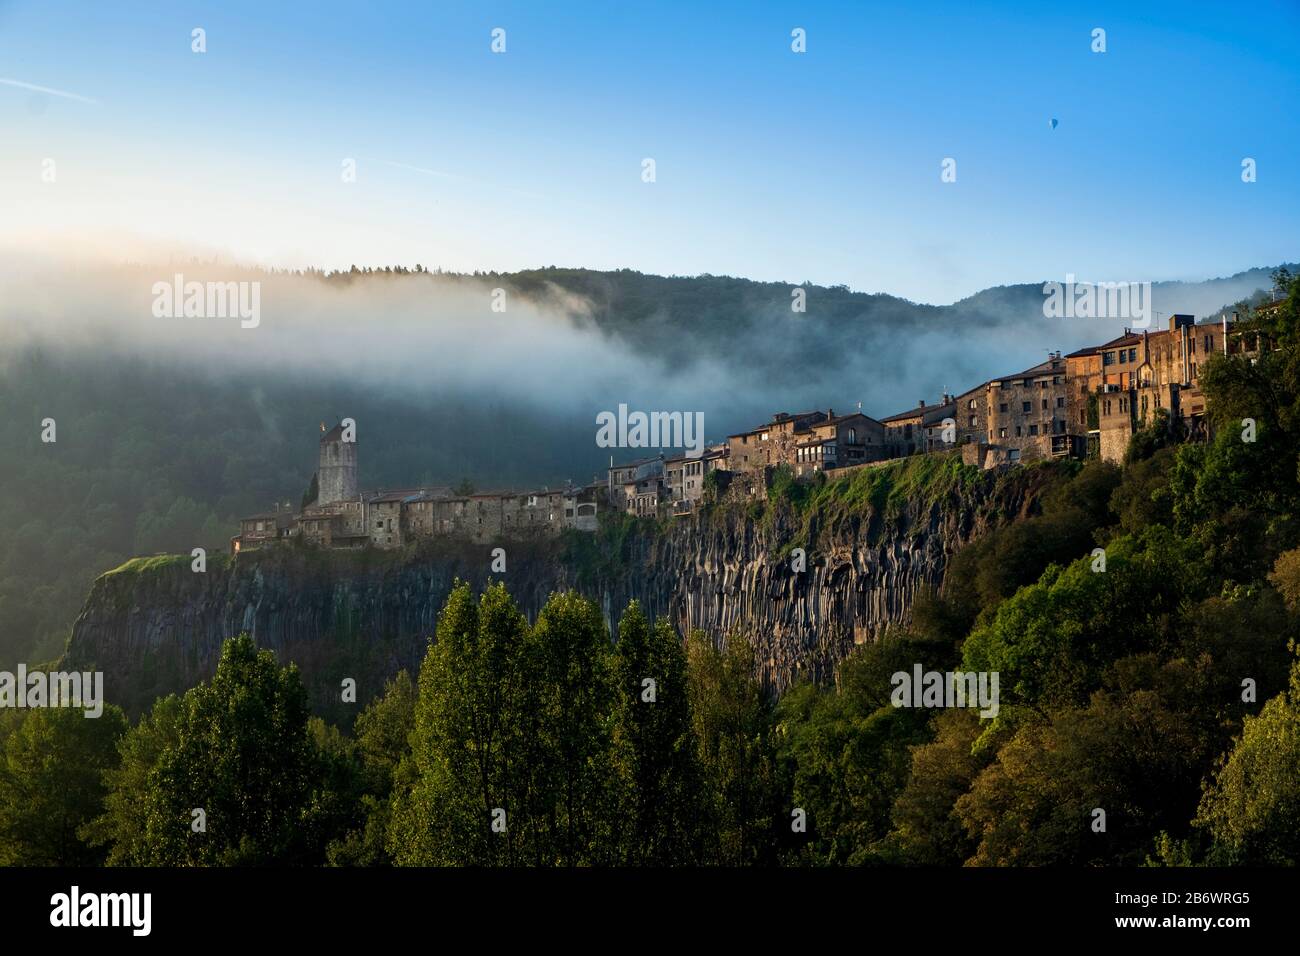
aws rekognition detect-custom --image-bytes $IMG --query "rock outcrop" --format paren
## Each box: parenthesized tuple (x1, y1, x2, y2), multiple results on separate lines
(65, 461, 1056, 719)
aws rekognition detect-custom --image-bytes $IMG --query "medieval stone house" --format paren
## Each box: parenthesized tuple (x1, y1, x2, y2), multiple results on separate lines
(234, 423, 601, 553)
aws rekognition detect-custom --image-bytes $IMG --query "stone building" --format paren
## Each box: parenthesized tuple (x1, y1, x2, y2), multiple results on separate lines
(793, 411, 886, 475)
(880, 396, 954, 457)
(232, 509, 297, 552)
(1070, 313, 1262, 463)
(954, 382, 989, 447)
(317, 422, 358, 505)
(1087, 314, 1263, 462)
(368, 491, 414, 548)
(627, 477, 663, 516)
(606, 456, 665, 512)
(235, 423, 600, 553)
(727, 411, 828, 475)
(566, 485, 602, 530)
(983, 353, 1072, 459)
(919, 398, 958, 452)
(664, 444, 729, 511)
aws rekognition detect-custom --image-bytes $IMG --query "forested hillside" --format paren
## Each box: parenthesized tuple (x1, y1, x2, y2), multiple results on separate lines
(1, 275, 1297, 867)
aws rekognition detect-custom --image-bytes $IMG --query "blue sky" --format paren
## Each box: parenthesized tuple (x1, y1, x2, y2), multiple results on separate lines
(1, 0, 1296, 303)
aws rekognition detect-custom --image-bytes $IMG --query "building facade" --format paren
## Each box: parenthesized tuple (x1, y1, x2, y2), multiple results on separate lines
(983, 353, 1071, 459)
(234, 422, 602, 553)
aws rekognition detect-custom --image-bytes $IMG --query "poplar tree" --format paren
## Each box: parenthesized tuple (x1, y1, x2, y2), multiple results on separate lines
(526, 590, 616, 865)
(610, 602, 704, 864)
(686, 631, 786, 866)
(391, 581, 533, 865)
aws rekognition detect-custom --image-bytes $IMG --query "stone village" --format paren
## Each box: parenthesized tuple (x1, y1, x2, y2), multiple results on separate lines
(232, 309, 1274, 553)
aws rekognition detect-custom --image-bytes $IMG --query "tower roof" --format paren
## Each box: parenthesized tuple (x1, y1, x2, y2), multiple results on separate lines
(321, 422, 347, 443)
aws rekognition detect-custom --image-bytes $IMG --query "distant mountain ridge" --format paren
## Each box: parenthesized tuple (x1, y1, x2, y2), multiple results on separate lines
(489, 262, 1292, 412)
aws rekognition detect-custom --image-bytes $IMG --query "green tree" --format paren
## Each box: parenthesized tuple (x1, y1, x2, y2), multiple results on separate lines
(775, 629, 944, 864)
(328, 670, 414, 866)
(1270, 546, 1300, 611)
(1196, 645, 1300, 865)
(0, 704, 128, 865)
(128, 633, 319, 865)
(955, 657, 1222, 865)
(390, 581, 533, 865)
(526, 590, 617, 865)
(687, 631, 786, 865)
(301, 471, 319, 510)
(961, 527, 1205, 728)
(887, 709, 991, 865)
(610, 602, 704, 864)
(81, 695, 183, 865)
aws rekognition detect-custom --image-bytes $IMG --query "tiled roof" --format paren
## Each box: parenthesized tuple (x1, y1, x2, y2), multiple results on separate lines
(879, 406, 927, 424)
(992, 359, 1055, 383)
(825, 411, 881, 426)
(1066, 333, 1142, 359)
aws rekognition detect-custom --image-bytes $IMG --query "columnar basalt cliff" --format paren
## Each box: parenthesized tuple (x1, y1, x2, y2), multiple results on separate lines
(65, 459, 1058, 721)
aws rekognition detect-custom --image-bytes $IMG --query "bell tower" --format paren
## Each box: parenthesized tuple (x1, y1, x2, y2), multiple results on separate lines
(317, 421, 357, 504)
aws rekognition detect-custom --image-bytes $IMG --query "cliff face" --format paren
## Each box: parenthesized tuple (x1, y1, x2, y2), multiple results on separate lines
(65, 463, 1055, 720)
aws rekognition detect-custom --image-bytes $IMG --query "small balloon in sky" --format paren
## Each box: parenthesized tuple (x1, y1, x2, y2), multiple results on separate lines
(1049, 117, 1059, 129)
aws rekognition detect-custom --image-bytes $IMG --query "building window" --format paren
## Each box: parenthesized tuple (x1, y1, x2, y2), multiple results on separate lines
(1103, 352, 1115, 366)
(1021, 401, 1031, 413)
(1128, 348, 1137, 362)
(1000, 403, 1008, 413)
(1015, 426, 1022, 437)
(998, 428, 1007, 438)
(1029, 424, 1038, 436)
(1041, 399, 1048, 410)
